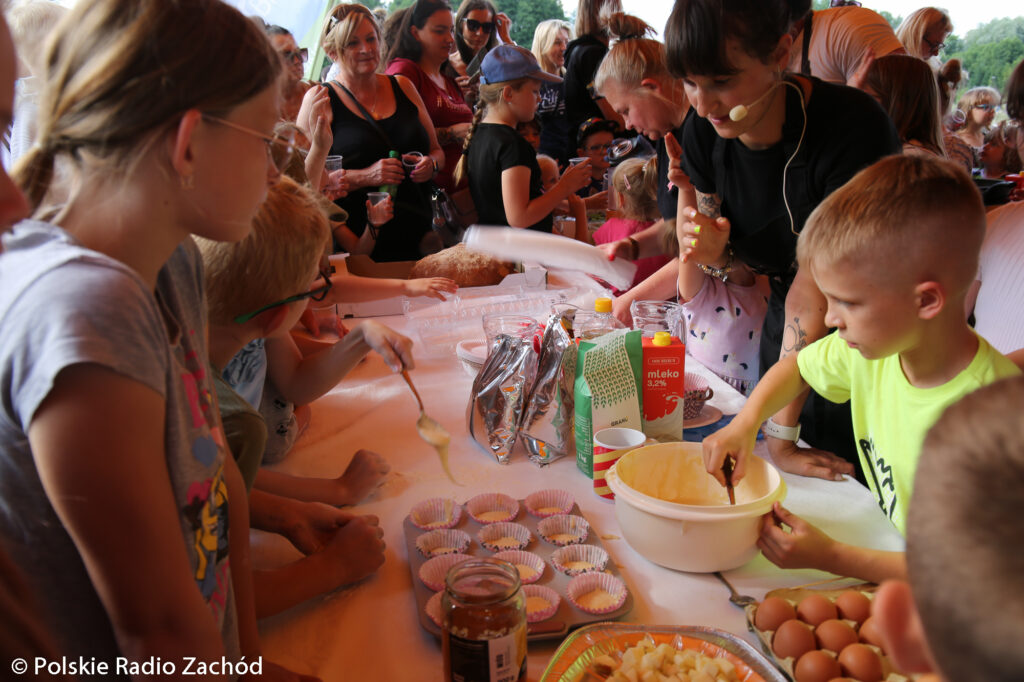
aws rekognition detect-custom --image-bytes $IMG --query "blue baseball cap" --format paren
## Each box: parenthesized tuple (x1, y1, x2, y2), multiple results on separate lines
(479, 45, 562, 85)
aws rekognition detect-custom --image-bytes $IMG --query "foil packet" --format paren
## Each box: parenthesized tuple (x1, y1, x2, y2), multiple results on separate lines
(520, 309, 578, 466)
(466, 333, 539, 464)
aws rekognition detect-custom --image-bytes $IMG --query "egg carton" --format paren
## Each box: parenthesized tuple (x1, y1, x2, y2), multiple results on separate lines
(744, 583, 918, 682)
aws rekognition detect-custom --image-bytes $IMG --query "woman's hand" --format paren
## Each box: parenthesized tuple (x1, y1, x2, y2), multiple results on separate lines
(495, 13, 513, 44)
(404, 277, 458, 300)
(444, 122, 472, 145)
(409, 155, 435, 183)
(354, 157, 404, 188)
(678, 207, 731, 265)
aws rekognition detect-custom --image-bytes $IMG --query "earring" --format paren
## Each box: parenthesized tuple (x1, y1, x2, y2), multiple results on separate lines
(180, 173, 195, 190)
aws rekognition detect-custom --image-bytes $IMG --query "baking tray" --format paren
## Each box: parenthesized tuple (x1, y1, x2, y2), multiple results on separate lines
(403, 500, 633, 641)
(539, 622, 787, 681)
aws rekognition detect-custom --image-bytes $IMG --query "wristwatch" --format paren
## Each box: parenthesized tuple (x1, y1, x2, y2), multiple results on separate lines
(762, 418, 801, 442)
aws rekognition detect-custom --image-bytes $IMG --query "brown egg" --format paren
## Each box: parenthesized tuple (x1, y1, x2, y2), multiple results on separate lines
(815, 619, 859, 653)
(794, 650, 842, 682)
(773, 619, 817, 660)
(858, 616, 887, 652)
(797, 593, 838, 626)
(755, 596, 797, 632)
(838, 643, 884, 682)
(835, 590, 872, 625)
(826, 678, 860, 682)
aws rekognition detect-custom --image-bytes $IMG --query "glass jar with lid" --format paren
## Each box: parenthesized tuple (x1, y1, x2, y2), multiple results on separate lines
(442, 557, 527, 682)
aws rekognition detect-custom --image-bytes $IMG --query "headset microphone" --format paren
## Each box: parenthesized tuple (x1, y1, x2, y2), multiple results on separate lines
(728, 81, 782, 122)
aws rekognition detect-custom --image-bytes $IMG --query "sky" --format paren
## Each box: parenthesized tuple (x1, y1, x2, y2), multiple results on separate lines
(563, 1, 1023, 39)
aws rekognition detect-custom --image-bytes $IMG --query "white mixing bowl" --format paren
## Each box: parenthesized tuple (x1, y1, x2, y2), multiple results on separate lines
(606, 441, 786, 573)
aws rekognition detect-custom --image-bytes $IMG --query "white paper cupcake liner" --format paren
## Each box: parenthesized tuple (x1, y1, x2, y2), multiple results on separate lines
(524, 489, 575, 518)
(425, 590, 444, 628)
(537, 514, 590, 546)
(418, 553, 472, 592)
(492, 550, 545, 585)
(523, 584, 561, 623)
(567, 572, 628, 615)
(465, 493, 520, 525)
(415, 528, 472, 558)
(409, 498, 462, 530)
(477, 522, 532, 552)
(551, 544, 610, 576)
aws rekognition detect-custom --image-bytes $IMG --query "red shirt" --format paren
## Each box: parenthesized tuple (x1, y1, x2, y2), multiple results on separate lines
(385, 58, 473, 193)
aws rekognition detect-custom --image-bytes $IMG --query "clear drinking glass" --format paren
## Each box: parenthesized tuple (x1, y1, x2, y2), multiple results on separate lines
(630, 300, 685, 339)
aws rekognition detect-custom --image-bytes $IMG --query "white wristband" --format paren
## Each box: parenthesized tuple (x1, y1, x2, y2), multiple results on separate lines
(763, 418, 801, 442)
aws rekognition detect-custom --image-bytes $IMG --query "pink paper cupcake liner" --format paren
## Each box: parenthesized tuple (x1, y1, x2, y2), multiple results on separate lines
(522, 584, 561, 623)
(465, 493, 520, 525)
(537, 514, 590, 546)
(477, 522, 532, 552)
(409, 498, 462, 530)
(492, 550, 545, 585)
(425, 591, 444, 628)
(551, 544, 610, 576)
(567, 572, 628, 615)
(415, 528, 472, 558)
(418, 553, 472, 592)
(524, 489, 575, 518)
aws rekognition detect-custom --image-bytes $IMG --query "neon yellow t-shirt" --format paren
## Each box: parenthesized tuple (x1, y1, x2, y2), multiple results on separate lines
(797, 332, 1020, 533)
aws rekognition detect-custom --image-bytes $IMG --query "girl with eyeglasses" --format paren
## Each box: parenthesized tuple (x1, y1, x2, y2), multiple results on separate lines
(0, 0, 308, 675)
(954, 86, 1001, 167)
(564, 0, 624, 137)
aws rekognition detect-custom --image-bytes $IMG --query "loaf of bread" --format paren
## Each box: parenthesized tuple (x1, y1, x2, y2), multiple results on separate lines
(409, 244, 513, 287)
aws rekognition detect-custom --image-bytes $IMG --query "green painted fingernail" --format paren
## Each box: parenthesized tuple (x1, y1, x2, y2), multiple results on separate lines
(694, 225, 702, 234)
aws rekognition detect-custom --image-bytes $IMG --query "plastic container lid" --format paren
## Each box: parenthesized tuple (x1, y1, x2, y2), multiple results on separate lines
(653, 331, 671, 346)
(594, 297, 612, 313)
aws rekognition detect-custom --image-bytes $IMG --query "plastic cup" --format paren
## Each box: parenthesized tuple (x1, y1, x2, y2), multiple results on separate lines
(552, 216, 576, 237)
(630, 300, 685, 338)
(366, 191, 390, 227)
(402, 151, 424, 173)
(310, 303, 343, 339)
(325, 155, 344, 171)
(482, 314, 540, 348)
(569, 157, 588, 166)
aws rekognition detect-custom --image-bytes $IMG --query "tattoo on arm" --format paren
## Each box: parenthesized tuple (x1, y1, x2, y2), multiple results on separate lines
(781, 316, 810, 354)
(695, 190, 722, 219)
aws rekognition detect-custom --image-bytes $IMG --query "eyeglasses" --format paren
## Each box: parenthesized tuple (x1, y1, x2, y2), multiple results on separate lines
(281, 48, 309, 64)
(202, 114, 296, 172)
(233, 268, 334, 324)
(923, 36, 946, 52)
(464, 18, 495, 34)
(973, 103, 999, 111)
(585, 142, 612, 153)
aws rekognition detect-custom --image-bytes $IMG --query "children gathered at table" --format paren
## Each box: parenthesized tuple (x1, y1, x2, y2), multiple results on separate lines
(2, 0, 1024, 680)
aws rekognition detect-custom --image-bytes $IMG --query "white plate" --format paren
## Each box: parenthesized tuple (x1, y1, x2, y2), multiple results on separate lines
(455, 339, 487, 364)
(683, 404, 723, 429)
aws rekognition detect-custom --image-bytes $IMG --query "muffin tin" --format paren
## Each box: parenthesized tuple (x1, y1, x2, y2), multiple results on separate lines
(744, 583, 912, 681)
(403, 495, 633, 641)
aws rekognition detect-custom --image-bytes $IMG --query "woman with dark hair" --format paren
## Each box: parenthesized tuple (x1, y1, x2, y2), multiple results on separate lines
(665, 0, 899, 481)
(1005, 58, 1024, 167)
(385, 0, 473, 192)
(564, 0, 624, 136)
(449, 0, 512, 78)
(862, 54, 945, 157)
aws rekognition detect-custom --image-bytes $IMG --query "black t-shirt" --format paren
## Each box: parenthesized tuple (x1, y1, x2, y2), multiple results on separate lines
(681, 77, 900, 277)
(467, 123, 552, 233)
(537, 81, 569, 167)
(564, 35, 607, 137)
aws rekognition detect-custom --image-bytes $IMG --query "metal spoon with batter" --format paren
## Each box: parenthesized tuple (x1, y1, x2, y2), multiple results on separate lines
(402, 370, 459, 484)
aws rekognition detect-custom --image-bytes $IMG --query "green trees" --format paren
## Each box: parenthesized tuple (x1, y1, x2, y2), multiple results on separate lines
(942, 17, 1024, 90)
(498, 0, 569, 48)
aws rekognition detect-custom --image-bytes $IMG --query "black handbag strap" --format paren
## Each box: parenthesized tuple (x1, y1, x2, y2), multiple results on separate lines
(333, 77, 396, 149)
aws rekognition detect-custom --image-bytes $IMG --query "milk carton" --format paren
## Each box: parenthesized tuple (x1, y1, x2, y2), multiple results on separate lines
(641, 331, 685, 441)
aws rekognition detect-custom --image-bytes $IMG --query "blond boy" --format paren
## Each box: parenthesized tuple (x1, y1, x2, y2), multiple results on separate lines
(872, 376, 1024, 680)
(197, 177, 413, 617)
(703, 155, 1020, 582)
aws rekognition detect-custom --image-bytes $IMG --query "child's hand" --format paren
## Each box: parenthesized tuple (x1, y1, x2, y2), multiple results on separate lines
(366, 194, 394, 226)
(702, 419, 757, 486)
(597, 239, 636, 262)
(664, 132, 690, 189)
(308, 88, 334, 151)
(282, 503, 359, 555)
(404, 277, 457, 300)
(297, 84, 331, 138)
(319, 513, 386, 585)
(679, 207, 731, 265)
(758, 502, 837, 570)
(324, 169, 348, 200)
(766, 437, 855, 482)
(357, 320, 414, 372)
(561, 160, 592, 194)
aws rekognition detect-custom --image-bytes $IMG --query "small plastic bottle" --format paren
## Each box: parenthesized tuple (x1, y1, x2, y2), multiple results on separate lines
(578, 297, 626, 340)
(380, 150, 401, 197)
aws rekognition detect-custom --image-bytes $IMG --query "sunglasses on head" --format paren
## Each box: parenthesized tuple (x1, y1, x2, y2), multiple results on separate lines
(464, 18, 495, 34)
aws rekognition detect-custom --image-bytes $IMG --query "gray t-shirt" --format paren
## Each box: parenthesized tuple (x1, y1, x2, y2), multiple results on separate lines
(0, 221, 239, 667)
